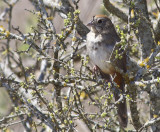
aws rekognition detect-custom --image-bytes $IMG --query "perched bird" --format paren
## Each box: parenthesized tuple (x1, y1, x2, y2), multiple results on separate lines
(86, 15, 128, 127)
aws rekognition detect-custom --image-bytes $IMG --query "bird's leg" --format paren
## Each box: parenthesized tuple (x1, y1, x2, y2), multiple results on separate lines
(93, 65, 100, 74)
(93, 65, 101, 79)
(93, 65, 110, 82)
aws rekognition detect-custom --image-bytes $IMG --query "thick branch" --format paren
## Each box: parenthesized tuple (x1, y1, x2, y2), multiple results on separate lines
(155, 19, 160, 42)
(134, 0, 155, 58)
(103, 0, 128, 22)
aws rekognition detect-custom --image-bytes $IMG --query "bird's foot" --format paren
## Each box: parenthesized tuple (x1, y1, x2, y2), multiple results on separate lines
(93, 65, 101, 75)
(93, 65, 111, 83)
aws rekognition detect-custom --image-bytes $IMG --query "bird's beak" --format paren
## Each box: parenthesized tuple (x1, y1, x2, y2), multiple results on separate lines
(87, 21, 94, 27)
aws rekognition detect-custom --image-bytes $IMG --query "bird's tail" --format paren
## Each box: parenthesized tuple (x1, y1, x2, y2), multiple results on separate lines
(100, 70, 128, 127)
(113, 72, 128, 128)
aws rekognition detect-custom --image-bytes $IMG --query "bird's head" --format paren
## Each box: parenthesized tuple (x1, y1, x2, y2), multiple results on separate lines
(87, 15, 120, 41)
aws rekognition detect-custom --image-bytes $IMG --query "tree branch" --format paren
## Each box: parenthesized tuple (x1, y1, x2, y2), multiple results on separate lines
(138, 117, 160, 132)
(155, 19, 160, 42)
(103, 0, 128, 22)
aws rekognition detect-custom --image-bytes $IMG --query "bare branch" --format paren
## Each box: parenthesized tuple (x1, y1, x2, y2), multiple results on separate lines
(103, 0, 128, 22)
(138, 117, 160, 132)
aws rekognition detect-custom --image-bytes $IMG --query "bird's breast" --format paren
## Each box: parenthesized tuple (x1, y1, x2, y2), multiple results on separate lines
(87, 33, 115, 74)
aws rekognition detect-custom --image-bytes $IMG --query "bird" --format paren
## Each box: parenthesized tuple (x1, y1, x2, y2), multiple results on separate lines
(86, 15, 128, 127)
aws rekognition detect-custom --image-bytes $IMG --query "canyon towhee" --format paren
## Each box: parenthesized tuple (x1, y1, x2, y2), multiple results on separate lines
(86, 15, 128, 127)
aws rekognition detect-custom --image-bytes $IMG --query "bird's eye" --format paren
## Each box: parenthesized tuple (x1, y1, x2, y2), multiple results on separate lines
(97, 19, 103, 24)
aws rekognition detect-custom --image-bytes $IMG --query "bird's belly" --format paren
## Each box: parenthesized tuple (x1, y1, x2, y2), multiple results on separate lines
(88, 44, 114, 74)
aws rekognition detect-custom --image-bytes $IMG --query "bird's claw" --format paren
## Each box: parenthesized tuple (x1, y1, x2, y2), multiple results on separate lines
(93, 65, 100, 75)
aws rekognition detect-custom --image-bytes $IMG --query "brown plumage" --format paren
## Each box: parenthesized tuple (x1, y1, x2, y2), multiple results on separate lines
(86, 15, 128, 127)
